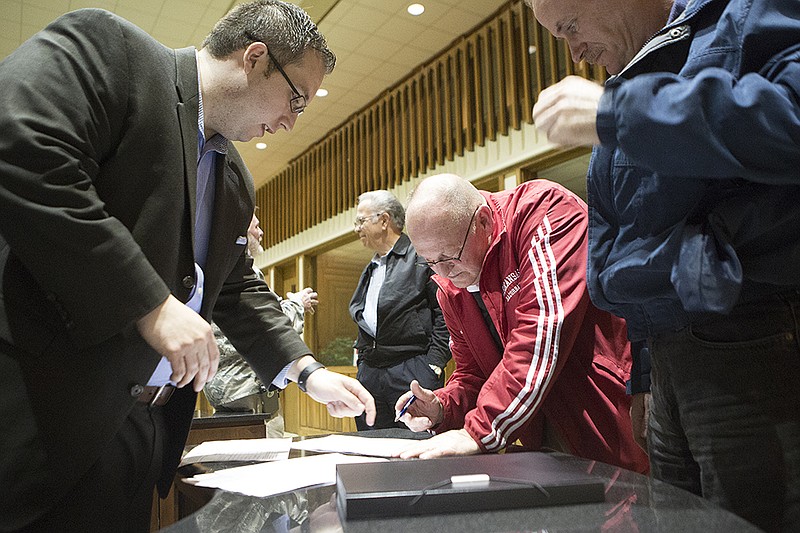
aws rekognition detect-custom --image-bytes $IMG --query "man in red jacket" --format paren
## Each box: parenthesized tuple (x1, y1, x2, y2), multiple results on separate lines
(396, 173, 648, 473)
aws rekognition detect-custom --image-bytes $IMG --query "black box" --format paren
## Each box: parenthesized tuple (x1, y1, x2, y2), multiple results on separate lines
(336, 452, 605, 520)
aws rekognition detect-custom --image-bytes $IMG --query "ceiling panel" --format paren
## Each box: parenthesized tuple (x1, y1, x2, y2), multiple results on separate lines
(2, 0, 511, 188)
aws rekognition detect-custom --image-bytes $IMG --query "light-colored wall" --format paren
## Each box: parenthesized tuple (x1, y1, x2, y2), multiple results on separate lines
(254, 121, 559, 270)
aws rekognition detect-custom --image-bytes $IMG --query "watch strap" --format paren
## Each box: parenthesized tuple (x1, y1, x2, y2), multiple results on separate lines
(297, 361, 326, 393)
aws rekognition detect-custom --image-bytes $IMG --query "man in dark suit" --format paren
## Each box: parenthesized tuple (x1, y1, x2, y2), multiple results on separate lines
(0, 1, 375, 531)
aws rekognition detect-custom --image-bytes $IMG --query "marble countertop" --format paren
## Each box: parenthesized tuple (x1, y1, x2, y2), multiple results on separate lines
(161, 430, 760, 533)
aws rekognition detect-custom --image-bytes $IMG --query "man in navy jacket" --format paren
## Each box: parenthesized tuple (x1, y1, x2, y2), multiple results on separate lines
(529, 0, 800, 530)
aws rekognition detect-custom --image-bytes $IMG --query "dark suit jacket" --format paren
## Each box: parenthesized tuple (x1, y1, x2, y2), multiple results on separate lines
(0, 8, 309, 513)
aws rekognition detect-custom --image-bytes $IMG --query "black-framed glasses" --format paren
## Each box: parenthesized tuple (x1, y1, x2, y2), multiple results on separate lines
(266, 49, 307, 114)
(245, 32, 307, 114)
(353, 212, 382, 228)
(416, 204, 481, 268)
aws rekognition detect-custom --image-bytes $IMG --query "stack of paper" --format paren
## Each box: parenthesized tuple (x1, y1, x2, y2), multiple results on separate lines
(186, 453, 387, 498)
(290, 434, 416, 457)
(180, 437, 293, 466)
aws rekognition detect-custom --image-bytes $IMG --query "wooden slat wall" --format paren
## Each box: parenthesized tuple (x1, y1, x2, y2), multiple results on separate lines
(260, 0, 606, 248)
(283, 366, 358, 435)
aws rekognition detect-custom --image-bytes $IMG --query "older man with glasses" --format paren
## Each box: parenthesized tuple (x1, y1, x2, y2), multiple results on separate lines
(527, 0, 800, 527)
(394, 174, 649, 474)
(349, 190, 452, 430)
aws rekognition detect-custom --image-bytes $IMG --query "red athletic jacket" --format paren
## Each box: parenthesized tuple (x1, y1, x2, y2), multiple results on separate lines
(433, 180, 649, 473)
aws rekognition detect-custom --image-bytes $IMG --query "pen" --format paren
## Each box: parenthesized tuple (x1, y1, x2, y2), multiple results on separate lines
(394, 394, 417, 422)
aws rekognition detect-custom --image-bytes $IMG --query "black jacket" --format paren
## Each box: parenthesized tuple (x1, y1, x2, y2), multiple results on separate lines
(0, 10, 309, 520)
(349, 233, 450, 369)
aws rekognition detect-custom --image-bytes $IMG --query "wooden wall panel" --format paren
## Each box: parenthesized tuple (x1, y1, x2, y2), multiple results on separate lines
(399, 85, 407, 184)
(472, 33, 485, 147)
(256, 0, 606, 248)
(414, 72, 431, 176)
(462, 39, 474, 153)
(515, 1, 533, 126)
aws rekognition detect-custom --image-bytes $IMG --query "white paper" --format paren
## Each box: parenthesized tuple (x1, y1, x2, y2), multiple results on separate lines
(180, 437, 292, 465)
(290, 434, 416, 457)
(186, 453, 386, 497)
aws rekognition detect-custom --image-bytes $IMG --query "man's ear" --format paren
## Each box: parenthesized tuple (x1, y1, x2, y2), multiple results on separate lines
(242, 41, 267, 75)
(476, 204, 492, 231)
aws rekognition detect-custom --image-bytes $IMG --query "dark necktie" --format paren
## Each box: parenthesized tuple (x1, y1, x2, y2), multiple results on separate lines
(195, 150, 216, 268)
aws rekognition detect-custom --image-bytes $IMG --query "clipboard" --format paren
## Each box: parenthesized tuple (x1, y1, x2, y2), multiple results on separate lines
(336, 451, 605, 520)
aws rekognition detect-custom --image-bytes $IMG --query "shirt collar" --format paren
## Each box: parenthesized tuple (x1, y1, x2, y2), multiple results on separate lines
(370, 253, 388, 266)
(370, 234, 405, 264)
(196, 50, 228, 158)
(669, 0, 689, 23)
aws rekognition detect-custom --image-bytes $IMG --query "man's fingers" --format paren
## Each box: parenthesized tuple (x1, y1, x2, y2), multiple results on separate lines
(326, 396, 367, 419)
(400, 415, 432, 432)
(194, 339, 220, 392)
(304, 372, 376, 425)
(208, 341, 220, 379)
(177, 352, 198, 388)
(348, 380, 376, 425)
(194, 353, 210, 392)
(173, 336, 218, 391)
(419, 449, 448, 460)
(395, 389, 414, 412)
(398, 442, 447, 460)
(169, 355, 187, 387)
(321, 376, 371, 418)
(409, 379, 434, 400)
(326, 401, 348, 417)
(138, 295, 218, 390)
(397, 442, 425, 459)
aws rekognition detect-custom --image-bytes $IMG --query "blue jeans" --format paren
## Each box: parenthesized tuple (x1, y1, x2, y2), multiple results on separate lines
(649, 291, 800, 532)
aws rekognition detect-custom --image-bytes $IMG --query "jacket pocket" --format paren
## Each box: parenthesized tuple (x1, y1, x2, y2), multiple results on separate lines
(1, 250, 67, 357)
(671, 216, 742, 314)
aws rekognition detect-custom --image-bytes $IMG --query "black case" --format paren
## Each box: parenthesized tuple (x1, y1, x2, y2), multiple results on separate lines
(336, 452, 605, 520)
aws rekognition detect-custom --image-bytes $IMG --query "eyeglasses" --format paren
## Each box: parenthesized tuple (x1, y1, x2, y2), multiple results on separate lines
(266, 50, 307, 114)
(245, 33, 308, 115)
(416, 204, 481, 268)
(353, 213, 382, 228)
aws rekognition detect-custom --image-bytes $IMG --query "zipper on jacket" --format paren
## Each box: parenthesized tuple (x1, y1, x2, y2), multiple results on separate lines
(613, 0, 720, 79)
(615, 25, 691, 79)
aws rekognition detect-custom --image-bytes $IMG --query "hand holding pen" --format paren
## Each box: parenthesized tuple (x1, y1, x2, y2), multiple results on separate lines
(395, 394, 417, 422)
(394, 380, 444, 431)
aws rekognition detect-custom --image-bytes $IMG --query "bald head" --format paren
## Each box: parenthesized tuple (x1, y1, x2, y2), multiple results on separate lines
(406, 174, 484, 239)
(407, 174, 490, 288)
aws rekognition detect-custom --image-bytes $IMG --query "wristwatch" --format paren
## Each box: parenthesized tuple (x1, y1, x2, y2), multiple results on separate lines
(297, 361, 326, 393)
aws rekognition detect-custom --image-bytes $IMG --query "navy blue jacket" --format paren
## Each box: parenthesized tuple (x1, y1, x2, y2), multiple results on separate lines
(588, 0, 800, 342)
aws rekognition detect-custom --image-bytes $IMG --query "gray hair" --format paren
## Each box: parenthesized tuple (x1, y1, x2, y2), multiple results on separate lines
(357, 190, 405, 231)
(202, 0, 335, 74)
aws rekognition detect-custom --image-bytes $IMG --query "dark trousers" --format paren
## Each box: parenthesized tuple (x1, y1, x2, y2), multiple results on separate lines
(648, 291, 800, 533)
(6, 401, 166, 533)
(355, 354, 444, 430)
